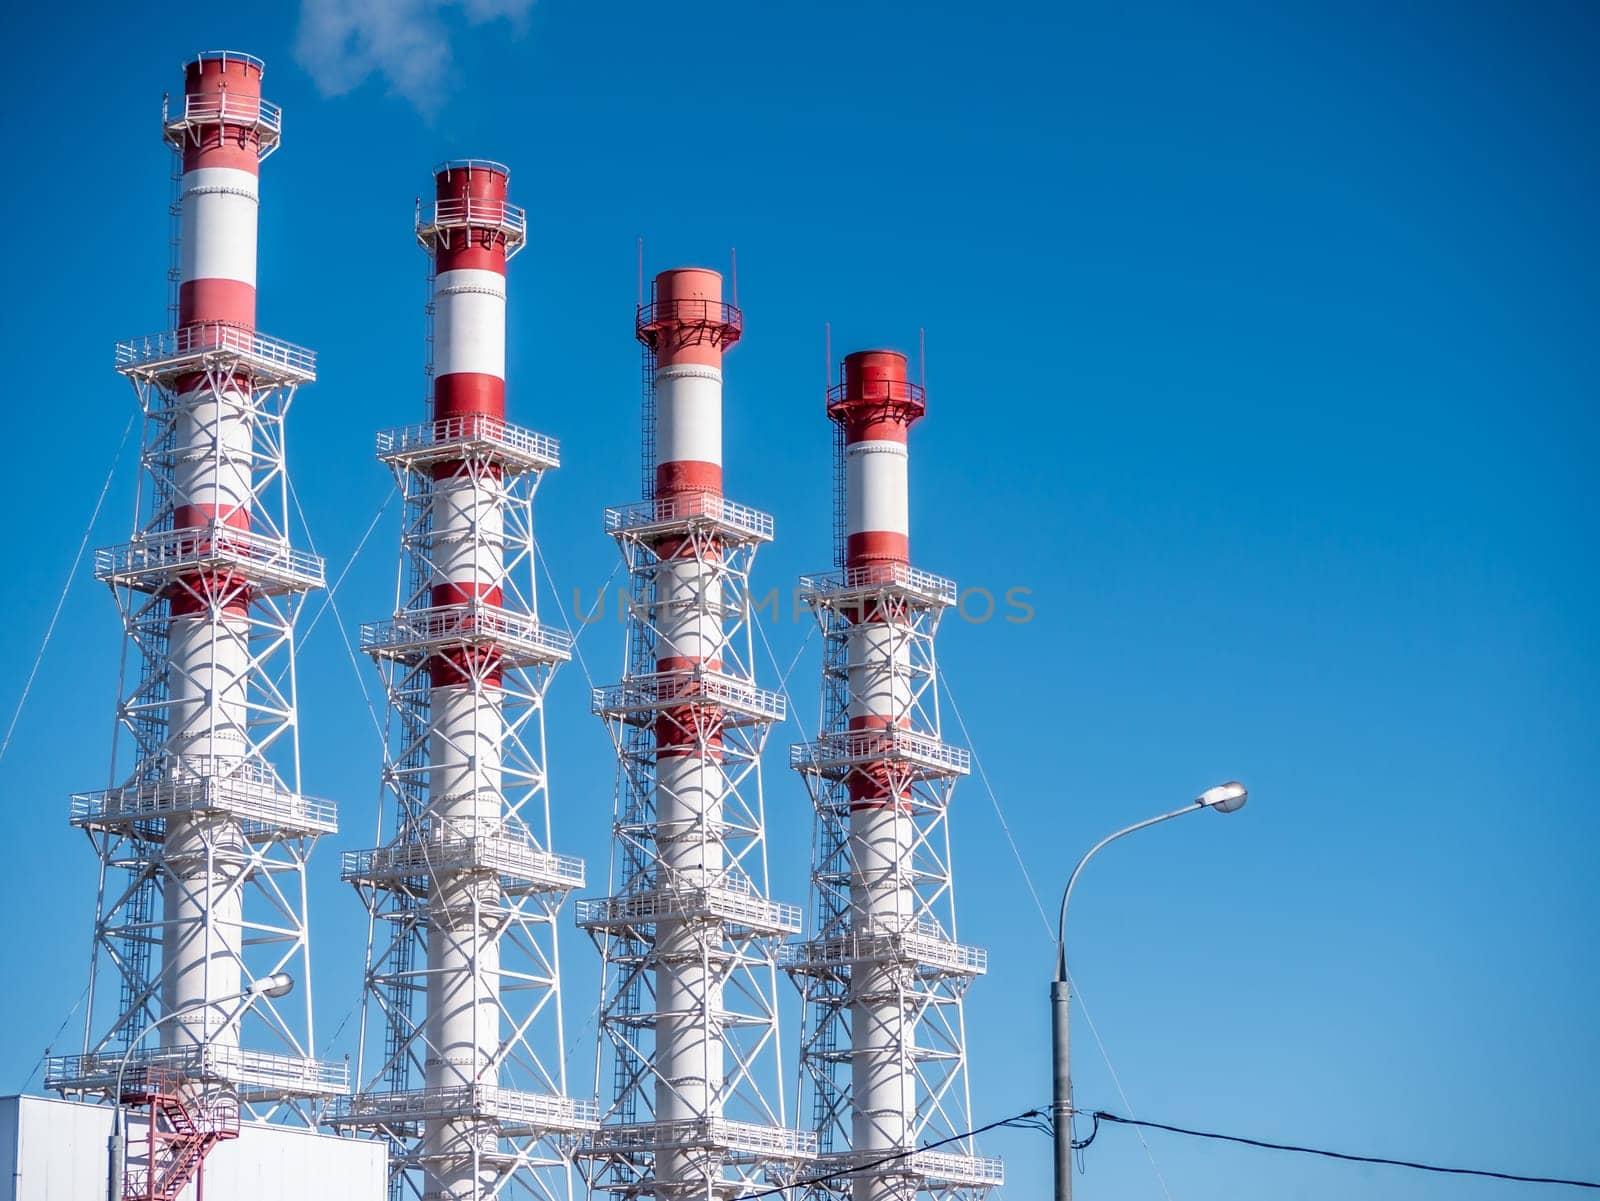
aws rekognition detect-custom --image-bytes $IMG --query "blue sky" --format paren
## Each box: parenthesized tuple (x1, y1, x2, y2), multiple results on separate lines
(1, 1, 1596, 1198)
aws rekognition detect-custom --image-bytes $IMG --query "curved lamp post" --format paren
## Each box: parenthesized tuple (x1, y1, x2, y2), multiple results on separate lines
(107, 973, 294, 1201)
(1051, 783, 1247, 1201)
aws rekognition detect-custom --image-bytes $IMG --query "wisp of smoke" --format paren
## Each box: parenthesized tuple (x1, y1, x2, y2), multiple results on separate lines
(295, 0, 535, 113)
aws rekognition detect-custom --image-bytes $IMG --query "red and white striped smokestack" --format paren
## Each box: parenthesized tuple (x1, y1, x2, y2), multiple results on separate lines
(587, 267, 804, 1193)
(171, 50, 262, 543)
(57, 46, 343, 1125)
(337, 155, 586, 1191)
(422, 159, 516, 1201)
(643, 267, 739, 1181)
(650, 265, 737, 682)
(176, 52, 261, 334)
(831, 350, 925, 751)
(832, 350, 924, 570)
(650, 267, 736, 500)
(830, 349, 926, 1188)
(790, 350, 997, 1197)
(163, 51, 272, 1049)
(431, 163, 509, 436)
(429, 159, 511, 618)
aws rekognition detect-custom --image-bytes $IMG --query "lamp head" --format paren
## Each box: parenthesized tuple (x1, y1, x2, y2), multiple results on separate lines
(250, 972, 295, 1000)
(1198, 780, 1248, 814)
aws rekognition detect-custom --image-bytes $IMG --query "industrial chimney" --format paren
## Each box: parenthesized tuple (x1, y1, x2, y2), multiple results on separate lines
(786, 350, 1004, 1200)
(47, 49, 344, 1125)
(578, 269, 815, 1198)
(327, 161, 593, 1201)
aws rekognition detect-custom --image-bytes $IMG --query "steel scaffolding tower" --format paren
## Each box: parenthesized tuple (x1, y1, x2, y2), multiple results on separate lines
(326, 161, 591, 1201)
(578, 270, 814, 1199)
(47, 50, 344, 1125)
(785, 353, 1002, 1201)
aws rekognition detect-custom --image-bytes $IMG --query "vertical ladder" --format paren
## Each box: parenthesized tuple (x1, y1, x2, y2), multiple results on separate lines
(165, 153, 181, 330)
(810, 616, 852, 1154)
(610, 333, 660, 1133)
(382, 474, 435, 1103)
(611, 548, 655, 1131)
(831, 416, 847, 569)
(115, 866, 158, 1051)
(422, 254, 437, 419)
(639, 344, 657, 502)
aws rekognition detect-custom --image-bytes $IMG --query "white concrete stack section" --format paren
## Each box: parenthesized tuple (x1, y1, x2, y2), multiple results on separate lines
(160, 47, 262, 1060)
(329, 160, 590, 1201)
(786, 351, 1003, 1200)
(646, 273, 731, 1175)
(49, 49, 343, 1139)
(579, 269, 814, 1198)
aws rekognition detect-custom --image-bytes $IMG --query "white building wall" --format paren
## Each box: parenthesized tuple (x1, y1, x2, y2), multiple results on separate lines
(0, 1095, 384, 1201)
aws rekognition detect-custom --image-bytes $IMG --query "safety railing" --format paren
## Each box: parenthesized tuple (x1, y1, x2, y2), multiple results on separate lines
(326, 1085, 597, 1131)
(582, 1116, 816, 1159)
(575, 881, 802, 935)
(418, 196, 527, 249)
(781, 918, 988, 976)
(192, 49, 267, 71)
(635, 298, 743, 344)
(375, 413, 559, 470)
(434, 158, 511, 176)
(125, 1075, 241, 1132)
(826, 374, 927, 417)
(215, 1047, 349, 1095)
(115, 1066, 188, 1104)
(605, 490, 774, 541)
(800, 562, 957, 607)
(342, 826, 585, 892)
(115, 322, 316, 381)
(47, 1047, 348, 1097)
(817, 1147, 1004, 1186)
(72, 772, 337, 836)
(361, 603, 572, 665)
(96, 524, 325, 592)
(164, 89, 282, 150)
(790, 729, 971, 776)
(592, 669, 785, 723)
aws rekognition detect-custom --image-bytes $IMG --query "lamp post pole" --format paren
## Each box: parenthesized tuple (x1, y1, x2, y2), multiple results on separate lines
(1051, 783, 1247, 1201)
(105, 973, 294, 1201)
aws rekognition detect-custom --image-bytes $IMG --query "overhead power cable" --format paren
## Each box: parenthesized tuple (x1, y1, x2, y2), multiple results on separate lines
(1089, 1110, 1600, 1190)
(729, 1110, 1051, 1200)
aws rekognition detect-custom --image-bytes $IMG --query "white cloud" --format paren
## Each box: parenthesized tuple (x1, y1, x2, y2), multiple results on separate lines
(295, 0, 535, 113)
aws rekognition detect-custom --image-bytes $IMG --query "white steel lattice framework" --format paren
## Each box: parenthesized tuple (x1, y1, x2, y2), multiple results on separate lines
(786, 352, 1002, 1200)
(325, 161, 591, 1201)
(578, 269, 815, 1199)
(47, 51, 345, 1122)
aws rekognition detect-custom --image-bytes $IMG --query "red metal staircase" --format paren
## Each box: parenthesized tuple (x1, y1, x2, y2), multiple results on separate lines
(121, 1072, 240, 1201)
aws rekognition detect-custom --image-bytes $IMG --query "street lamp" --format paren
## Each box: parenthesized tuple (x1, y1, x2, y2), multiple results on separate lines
(107, 973, 294, 1201)
(1051, 783, 1247, 1201)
